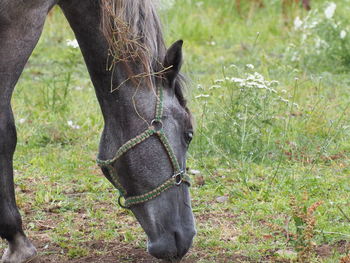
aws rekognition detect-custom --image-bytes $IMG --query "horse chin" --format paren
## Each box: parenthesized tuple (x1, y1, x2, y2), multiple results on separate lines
(147, 234, 193, 262)
(132, 193, 196, 261)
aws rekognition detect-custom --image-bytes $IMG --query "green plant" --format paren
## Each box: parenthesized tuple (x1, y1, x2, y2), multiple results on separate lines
(193, 65, 292, 165)
(290, 195, 323, 262)
(286, 2, 350, 72)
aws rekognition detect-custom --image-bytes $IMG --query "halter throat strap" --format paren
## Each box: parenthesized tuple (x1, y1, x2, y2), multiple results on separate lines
(96, 86, 190, 209)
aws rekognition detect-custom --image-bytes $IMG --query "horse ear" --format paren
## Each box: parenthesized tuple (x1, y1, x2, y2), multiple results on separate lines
(163, 40, 183, 84)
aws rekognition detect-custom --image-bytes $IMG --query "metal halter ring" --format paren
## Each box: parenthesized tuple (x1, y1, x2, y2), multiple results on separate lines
(118, 195, 129, 209)
(173, 171, 184, 186)
(151, 119, 163, 131)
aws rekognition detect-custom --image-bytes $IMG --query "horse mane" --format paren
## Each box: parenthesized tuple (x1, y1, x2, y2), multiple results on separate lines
(100, 0, 188, 108)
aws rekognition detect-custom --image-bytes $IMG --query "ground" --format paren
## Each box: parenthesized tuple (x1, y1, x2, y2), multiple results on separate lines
(1, 0, 350, 262)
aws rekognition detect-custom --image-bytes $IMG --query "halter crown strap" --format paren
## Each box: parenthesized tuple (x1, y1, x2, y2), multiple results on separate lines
(96, 86, 190, 209)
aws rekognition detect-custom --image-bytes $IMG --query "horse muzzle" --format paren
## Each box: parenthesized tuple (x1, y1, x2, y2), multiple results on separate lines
(148, 227, 196, 261)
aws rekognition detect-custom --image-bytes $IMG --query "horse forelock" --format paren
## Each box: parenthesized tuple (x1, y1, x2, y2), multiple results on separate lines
(100, 0, 166, 82)
(100, 0, 189, 114)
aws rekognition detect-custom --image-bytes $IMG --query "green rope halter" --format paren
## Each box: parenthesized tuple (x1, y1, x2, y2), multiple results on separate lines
(96, 86, 190, 209)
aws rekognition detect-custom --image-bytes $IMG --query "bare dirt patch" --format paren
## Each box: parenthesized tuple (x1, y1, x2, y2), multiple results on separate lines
(31, 239, 211, 263)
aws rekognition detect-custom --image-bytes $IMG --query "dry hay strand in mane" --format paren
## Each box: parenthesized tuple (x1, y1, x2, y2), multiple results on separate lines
(100, 0, 166, 91)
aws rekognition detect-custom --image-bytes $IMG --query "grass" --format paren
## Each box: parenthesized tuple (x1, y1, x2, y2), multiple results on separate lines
(1, 0, 350, 262)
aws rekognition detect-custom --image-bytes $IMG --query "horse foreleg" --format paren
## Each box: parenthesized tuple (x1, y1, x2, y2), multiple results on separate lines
(0, 1, 56, 262)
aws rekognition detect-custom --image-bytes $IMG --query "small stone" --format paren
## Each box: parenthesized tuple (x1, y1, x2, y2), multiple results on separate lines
(216, 196, 229, 203)
(189, 169, 201, 175)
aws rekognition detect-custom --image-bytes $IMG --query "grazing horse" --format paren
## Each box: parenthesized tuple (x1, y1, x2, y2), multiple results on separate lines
(0, 0, 196, 262)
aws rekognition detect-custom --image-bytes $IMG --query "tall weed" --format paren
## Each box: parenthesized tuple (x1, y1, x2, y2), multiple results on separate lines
(192, 65, 293, 165)
(286, 2, 350, 72)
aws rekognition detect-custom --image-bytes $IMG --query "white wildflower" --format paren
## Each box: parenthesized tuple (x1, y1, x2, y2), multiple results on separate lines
(189, 169, 201, 175)
(270, 80, 279, 86)
(310, 20, 319, 29)
(230, 77, 243, 82)
(301, 33, 308, 43)
(340, 30, 347, 39)
(159, 0, 175, 10)
(67, 120, 81, 130)
(236, 113, 246, 120)
(245, 64, 255, 69)
(196, 1, 204, 7)
(294, 16, 303, 30)
(268, 87, 278, 93)
(291, 52, 299, 62)
(315, 37, 322, 48)
(195, 94, 210, 99)
(209, 85, 221, 90)
(332, 22, 340, 29)
(324, 2, 336, 19)
(280, 98, 289, 103)
(19, 118, 26, 124)
(74, 86, 84, 91)
(315, 39, 329, 49)
(66, 39, 79, 49)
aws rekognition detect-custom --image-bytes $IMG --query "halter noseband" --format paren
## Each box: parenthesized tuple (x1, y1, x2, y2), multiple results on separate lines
(96, 86, 190, 209)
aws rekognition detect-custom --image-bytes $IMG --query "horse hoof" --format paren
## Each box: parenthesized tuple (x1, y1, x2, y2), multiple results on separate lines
(1, 248, 37, 263)
(1, 235, 37, 263)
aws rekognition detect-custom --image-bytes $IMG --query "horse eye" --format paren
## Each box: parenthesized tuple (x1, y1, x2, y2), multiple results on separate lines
(184, 131, 193, 144)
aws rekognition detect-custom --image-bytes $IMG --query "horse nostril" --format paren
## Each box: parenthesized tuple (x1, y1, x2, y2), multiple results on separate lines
(148, 235, 177, 260)
(174, 229, 196, 259)
(147, 227, 196, 261)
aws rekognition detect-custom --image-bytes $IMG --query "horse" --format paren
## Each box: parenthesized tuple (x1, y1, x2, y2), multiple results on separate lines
(0, 0, 196, 262)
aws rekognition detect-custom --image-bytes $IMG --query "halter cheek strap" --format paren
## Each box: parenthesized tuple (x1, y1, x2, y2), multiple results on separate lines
(96, 86, 190, 209)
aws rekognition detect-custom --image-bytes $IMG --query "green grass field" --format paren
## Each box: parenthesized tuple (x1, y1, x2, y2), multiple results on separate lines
(1, 1, 350, 262)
